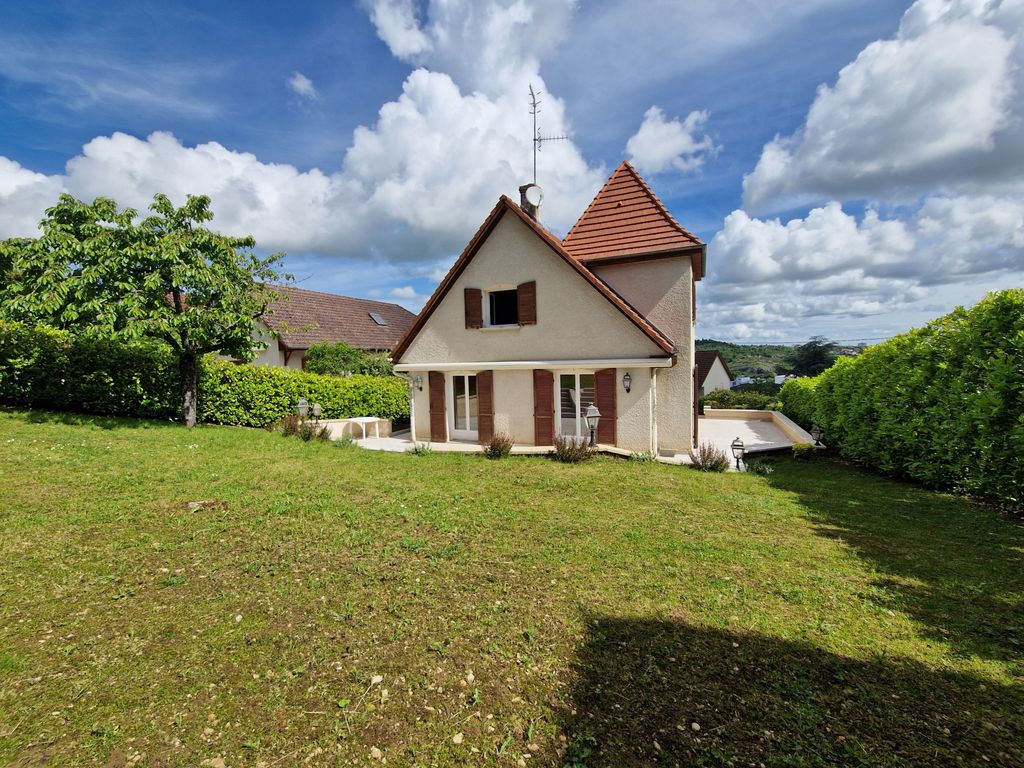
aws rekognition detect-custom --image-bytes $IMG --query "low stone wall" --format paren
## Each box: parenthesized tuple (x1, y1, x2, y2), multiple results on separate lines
(703, 408, 817, 446)
(321, 418, 393, 440)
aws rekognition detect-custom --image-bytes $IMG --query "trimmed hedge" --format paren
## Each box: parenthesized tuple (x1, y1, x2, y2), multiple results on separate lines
(779, 290, 1024, 504)
(0, 322, 409, 427)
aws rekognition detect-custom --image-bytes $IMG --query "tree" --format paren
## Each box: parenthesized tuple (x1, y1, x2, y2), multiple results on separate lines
(305, 341, 394, 377)
(778, 336, 838, 377)
(0, 193, 289, 426)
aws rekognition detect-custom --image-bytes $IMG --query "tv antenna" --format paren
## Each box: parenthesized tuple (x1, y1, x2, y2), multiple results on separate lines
(529, 84, 568, 184)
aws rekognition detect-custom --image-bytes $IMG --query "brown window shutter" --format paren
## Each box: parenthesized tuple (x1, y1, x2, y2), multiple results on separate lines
(428, 371, 447, 442)
(464, 287, 483, 329)
(532, 369, 554, 446)
(477, 370, 494, 444)
(517, 280, 536, 325)
(594, 368, 617, 445)
(693, 365, 699, 447)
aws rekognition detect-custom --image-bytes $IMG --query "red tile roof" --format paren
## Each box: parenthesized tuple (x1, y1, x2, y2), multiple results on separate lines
(695, 350, 733, 387)
(262, 285, 415, 351)
(563, 161, 703, 265)
(390, 196, 676, 362)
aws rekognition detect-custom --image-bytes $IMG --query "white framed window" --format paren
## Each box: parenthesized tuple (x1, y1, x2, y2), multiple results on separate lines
(556, 372, 596, 439)
(448, 373, 478, 440)
(483, 285, 519, 327)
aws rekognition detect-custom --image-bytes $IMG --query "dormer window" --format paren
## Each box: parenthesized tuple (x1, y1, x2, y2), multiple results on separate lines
(487, 289, 519, 326)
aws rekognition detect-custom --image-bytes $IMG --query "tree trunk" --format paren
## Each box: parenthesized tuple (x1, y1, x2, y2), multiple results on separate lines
(180, 350, 198, 428)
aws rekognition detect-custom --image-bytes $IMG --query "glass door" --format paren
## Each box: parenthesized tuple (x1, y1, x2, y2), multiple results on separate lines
(558, 373, 595, 439)
(451, 374, 478, 440)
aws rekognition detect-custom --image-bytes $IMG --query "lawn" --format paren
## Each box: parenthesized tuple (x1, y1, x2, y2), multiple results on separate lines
(0, 410, 1021, 767)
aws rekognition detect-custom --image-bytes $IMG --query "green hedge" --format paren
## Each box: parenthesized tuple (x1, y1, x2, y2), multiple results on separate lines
(0, 322, 409, 427)
(779, 290, 1024, 504)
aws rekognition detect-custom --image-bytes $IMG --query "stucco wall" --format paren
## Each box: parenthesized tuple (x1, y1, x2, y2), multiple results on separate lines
(593, 257, 695, 452)
(250, 323, 304, 369)
(701, 360, 732, 394)
(399, 212, 666, 365)
(615, 366, 654, 453)
(493, 370, 534, 443)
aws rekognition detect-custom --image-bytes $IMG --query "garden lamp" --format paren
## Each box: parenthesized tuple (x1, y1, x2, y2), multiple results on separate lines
(810, 423, 823, 446)
(730, 437, 745, 469)
(312, 403, 322, 422)
(584, 404, 601, 448)
(622, 371, 632, 393)
(297, 398, 309, 420)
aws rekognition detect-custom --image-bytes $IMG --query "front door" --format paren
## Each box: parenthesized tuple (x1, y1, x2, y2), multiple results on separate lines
(557, 373, 595, 439)
(450, 374, 478, 441)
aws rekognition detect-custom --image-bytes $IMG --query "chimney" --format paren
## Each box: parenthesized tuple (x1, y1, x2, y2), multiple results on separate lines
(519, 183, 543, 221)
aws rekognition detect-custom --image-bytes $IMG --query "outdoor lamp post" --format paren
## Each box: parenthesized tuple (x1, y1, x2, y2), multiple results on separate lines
(622, 371, 632, 393)
(730, 436, 745, 469)
(312, 403, 322, 423)
(584, 404, 601, 448)
(810, 423, 823, 447)
(297, 398, 309, 420)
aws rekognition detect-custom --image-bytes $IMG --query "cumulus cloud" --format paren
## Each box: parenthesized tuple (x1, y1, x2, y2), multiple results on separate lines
(743, 0, 1024, 212)
(625, 107, 716, 174)
(0, 1, 606, 265)
(288, 71, 319, 100)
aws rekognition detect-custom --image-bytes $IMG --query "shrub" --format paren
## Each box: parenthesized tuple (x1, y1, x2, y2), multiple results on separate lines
(278, 413, 301, 437)
(791, 442, 816, 460)
(689, 441, 730, 472)
(700, 389, 779, 412)
(483, 432, 514, 459)
(778, 290, 1024, 504)
(745, 458, 775, 476)
(551, 435, 593, 463)
(629, 451, 657, 463)
(407, 442, 433, 456)
(306, 341, 394, 377)
(297, 420, 331, 442)
(0, 322, 410, 428)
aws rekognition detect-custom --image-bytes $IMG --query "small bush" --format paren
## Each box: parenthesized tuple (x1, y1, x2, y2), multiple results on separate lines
(278, 413, 301, 437)
(745, 458, 775, 476)
(306, 341, 394, 377)
(791, 441, 816, 460)
(629, 451, 657, 463)
(483, 432, 514, 459)
(408, 442, 433, 456)
(295, 420, 331, 442)
(689, 441, 730, 472)
(336, 432, 356, 448)
(551, 435, 593, 463)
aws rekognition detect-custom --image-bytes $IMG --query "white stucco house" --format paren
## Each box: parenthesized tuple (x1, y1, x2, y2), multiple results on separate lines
(390, 162, 706, 454)
(696, 350, 733, 395)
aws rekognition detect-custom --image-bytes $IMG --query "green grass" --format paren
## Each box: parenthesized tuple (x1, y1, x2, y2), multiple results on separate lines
(0, 410, 1021, 767)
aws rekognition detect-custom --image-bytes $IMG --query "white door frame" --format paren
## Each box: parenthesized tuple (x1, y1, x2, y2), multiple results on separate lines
(447, 372, 479, 441)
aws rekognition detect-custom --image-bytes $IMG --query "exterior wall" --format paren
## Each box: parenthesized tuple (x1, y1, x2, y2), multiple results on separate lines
(615, 366, 654, 453)
(592, 257, 695, 452)
(250, 323, 304, 369)
(493, 370, 534, 443)
(701, 360, 732, 394)
(400, 213, 667, 365)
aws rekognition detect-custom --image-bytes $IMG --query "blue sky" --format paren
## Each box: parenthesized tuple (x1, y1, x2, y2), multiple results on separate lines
(1, 0, 1021, 342)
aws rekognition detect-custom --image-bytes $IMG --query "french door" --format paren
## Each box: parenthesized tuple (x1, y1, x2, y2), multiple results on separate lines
(557, 373, 595, 439)
(450, 374, 478, 440)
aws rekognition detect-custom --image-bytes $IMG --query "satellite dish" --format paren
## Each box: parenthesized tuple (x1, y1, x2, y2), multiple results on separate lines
(524, 184, 543, 207)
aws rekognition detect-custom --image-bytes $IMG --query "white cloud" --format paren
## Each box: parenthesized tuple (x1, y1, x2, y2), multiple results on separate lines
(743, 0, 1024, 212)
(288, 71, 319, 100)
(625, 107, 716, 175)
(0, 1, 607, 267)
(389, 285, 418, 299)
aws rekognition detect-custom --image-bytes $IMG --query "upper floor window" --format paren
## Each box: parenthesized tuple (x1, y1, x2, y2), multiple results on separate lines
(487, 289, 519, 326)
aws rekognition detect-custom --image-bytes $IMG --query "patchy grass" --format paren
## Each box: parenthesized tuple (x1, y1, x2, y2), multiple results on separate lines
(0, 410, 1021, 767)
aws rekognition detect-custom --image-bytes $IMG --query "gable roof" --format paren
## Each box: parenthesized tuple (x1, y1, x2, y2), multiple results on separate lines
(390, 196, 676, 362)
(563, 161, 704, 270)
(262, 285, 415, 351)
(695, 350, 733, 386)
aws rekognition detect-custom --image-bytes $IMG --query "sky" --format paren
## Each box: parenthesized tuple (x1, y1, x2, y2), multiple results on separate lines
(1, 0, 1021, 343)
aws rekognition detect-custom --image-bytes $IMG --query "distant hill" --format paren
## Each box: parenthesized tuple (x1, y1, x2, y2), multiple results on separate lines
(695, 339, 793, 378)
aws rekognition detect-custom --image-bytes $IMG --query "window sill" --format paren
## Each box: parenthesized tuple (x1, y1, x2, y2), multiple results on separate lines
(480, 325, 521, 332)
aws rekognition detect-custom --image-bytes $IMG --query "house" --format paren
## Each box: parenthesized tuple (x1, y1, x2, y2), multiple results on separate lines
(695, 350, 733, 395)
(390, 161, 706, 454)
(253, 286, 415, 369)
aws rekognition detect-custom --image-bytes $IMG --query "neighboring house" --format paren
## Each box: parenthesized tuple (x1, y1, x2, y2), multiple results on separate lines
(252, 286, 415, 369)
(391, 161, 707, 454)
(695, 350, 733, 395)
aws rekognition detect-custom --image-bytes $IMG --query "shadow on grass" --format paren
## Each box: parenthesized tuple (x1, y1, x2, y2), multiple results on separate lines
(761, 457, 1024, 663)
(16, 409, 164, 430)
(559, 617, 1023, 767)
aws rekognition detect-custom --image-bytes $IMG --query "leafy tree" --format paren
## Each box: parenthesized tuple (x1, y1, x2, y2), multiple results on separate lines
(778, 336, 838, 377)
(0, 193, 289, 426)
(306, 341, 394, 377)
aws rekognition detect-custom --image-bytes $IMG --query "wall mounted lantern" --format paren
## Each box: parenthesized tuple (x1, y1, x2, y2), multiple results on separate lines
(412, 375, 424, 391)
(622, 372, 632, 393)
(584, 404, 601, 448)
(297, 398, 309, 420)
(730, 436, 745, 469)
